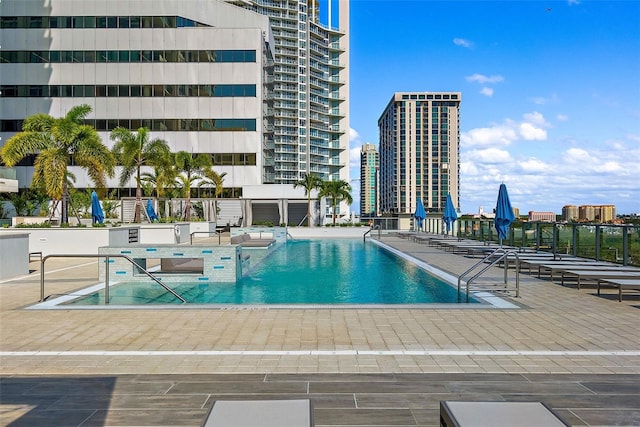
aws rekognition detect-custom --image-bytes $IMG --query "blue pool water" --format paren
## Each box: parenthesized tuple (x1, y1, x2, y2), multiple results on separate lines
(66, 239, 477, 305)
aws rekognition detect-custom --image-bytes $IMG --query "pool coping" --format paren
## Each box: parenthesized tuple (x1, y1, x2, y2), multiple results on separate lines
(26, 239, 520, 310)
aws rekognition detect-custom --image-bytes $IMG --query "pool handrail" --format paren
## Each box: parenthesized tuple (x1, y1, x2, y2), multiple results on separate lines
(457, 248, 520, 302)
(40, 253, 186, 304)
(363, 225, 381, 241)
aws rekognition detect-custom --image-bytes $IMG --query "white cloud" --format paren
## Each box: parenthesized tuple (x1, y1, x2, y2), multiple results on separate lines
(459, 132, 640, 214)
(467, 148, 513, 163)
(453, 38, 473, 48)
(480, 87, 494, 97)
(518, 158, 550, 173)
(461, 125, 517, 147)
(522, 111, 549, 127)
(556, 114, 569, 122)
(519, 122, 547, 140)
(461, 112, 549, 147)
(531, 93, 559, 105)
(350, 146, 361, 168)
(465, 73, 504, 84)
(350, 127, 360, 142)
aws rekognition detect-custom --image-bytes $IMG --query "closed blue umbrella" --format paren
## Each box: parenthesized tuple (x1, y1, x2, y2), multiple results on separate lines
(91, 191, 104, 224)
(443, 193, 458, 235)
(494, 183, 516, 244)
(146, 199, 159, 222)
(414, 198, 426, 231)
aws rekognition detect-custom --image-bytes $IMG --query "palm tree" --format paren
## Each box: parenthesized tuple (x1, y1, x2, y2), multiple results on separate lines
(0, 104, 115, 224)
(174, 151, 212, 221)
(319, 179, 353, 225)
(198, 167, 227, 221)
(293, 173, 323, 226)
(110, 127, 170, 222)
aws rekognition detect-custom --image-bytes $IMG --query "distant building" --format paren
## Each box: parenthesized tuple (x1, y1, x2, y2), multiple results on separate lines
(562, 205, 579, 221)
(595, 205, 616, 222)
(378, 92, 461, 215)
(359, 143, 379, 216)
(528, 211, 556, 222)
(578, 205, 616, 222)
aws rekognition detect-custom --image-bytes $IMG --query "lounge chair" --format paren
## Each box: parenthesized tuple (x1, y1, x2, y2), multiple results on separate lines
(230, 232, 276, 248)
(202, 399, 312, 427)
(596, 278, 640, 301)
(559, 270, 640, 289)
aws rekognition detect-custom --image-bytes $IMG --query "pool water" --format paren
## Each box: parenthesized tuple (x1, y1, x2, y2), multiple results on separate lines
(65, 239, 477, 305)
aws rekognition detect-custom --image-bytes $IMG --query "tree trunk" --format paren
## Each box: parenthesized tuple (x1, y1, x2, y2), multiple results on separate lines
(61, 181, 69, 225)
(333, 201, 337, 225)
(134, 185, 142, 223)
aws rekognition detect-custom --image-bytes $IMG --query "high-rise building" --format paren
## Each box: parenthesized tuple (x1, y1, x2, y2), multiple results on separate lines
(562, 205, 579, 221)
(378, 92, 461, 215)
(226, 0, 350, 215)
(359, 143, 378, 216)
(1, 0, 350, 219)
(0, 0, 273, 197)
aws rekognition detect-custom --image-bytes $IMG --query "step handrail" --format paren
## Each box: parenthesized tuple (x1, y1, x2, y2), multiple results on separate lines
(363, 225, 381, 241)
(190, 230, 223, 245)
(457, 248, 520, 302)
(40, 254, 186, 304)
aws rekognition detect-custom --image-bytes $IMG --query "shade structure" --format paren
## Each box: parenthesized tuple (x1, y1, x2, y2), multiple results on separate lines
(414, 198, 426, 231)
(91, 191, 104, 224)
(443, 193, 458, 234)
(494, 183, 516, 242)
(146, 199, 159, 222)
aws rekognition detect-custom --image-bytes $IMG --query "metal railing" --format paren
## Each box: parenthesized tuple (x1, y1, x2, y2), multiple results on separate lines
(40, 254, 186, 304)
(190, 230, 224, 245)
(453, 220, 639, 266)
(457, 248, 520, 303)
(363, 225, 381, 242)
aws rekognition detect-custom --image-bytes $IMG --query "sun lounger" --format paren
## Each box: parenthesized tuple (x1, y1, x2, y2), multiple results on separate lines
(596, 278, 640, 301)
(527, 262, 630, 279)
(230, 232, 276, 248)
(559, 270, 640, 289)
(202, 399, 312, 427)
(440, 401, 569, 426)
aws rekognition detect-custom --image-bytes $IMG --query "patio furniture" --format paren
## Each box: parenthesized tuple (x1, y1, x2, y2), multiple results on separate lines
(596, 278, 640, 302)
(202, 399, 312, 427)
(440, 401, 569, 426)
(559, 270, 640, 289)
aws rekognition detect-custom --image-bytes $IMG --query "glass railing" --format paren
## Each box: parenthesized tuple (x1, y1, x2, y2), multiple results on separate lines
(452, 220, 639, 266)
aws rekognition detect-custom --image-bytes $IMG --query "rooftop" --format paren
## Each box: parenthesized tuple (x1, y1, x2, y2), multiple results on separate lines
(1, 233, 638, 426)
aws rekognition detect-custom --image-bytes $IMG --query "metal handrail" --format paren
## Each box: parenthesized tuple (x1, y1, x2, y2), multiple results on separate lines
(40, 254, 186, 304)
(190, 230, 223, 245)
(457, 248, 520, 302)
(363, 225, 381, 241)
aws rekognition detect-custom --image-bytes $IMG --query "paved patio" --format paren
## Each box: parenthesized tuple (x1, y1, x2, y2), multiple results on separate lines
(1, 234, 639, 426)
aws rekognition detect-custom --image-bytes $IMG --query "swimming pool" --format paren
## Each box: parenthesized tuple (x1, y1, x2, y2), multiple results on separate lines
(64, 239, 478, 306)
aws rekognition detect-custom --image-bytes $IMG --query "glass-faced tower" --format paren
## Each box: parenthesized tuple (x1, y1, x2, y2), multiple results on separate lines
(227, 0, 350, 192)
(378, 92, 461, 215)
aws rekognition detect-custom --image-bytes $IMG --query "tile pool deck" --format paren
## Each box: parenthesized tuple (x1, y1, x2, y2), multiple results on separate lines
(0, 234, 639, 426)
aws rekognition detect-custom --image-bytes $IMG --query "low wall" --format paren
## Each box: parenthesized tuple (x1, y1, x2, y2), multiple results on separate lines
(5, 226, 140, 257)
(0, 232, 29, 279)
(287, 226, 370, 239)
(138, 223, 190, 244)
(98, 244, 244, 283)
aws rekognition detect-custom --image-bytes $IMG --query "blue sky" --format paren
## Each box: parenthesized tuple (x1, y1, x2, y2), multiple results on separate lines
(344, 0, 640, 215)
